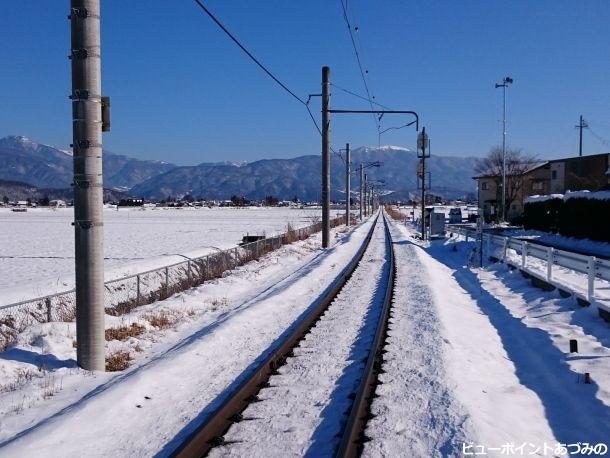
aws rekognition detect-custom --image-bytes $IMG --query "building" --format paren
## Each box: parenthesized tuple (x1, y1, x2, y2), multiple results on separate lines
(475, 152, 610, 222)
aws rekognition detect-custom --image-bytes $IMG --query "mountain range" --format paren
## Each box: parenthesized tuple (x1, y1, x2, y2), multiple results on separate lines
(0, 136, 478, 201)
(0, 135, 176, 191)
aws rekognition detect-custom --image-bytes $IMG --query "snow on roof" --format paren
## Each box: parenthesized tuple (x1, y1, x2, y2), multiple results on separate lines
(564, 190, 610, 201)
(525, 194, 563, 203)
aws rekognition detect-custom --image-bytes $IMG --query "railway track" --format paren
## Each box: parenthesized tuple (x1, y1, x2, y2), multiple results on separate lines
(173, 211, 396, 457)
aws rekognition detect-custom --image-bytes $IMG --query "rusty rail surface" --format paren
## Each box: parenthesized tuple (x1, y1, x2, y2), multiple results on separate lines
(172, 214, 383, 457)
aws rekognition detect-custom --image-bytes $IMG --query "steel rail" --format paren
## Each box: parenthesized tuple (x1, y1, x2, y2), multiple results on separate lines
(335, 209, 396, 457)
(172, 214, 381, 457)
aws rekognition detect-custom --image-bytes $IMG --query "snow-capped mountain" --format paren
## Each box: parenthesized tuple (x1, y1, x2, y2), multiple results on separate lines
(1, 136, 477, 201)
(0, 135, 177, 190)
(130, 145, 477, 201)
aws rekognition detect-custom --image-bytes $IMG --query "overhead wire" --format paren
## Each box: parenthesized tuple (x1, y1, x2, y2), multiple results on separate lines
(587, 125, 610, 149)
(330, 82, 393, 110)
(338, 0, 381, 141)
(191, 0, 323, 137)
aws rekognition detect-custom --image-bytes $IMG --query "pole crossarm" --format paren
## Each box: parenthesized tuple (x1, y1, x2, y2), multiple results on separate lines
(328, 109, 419, 131)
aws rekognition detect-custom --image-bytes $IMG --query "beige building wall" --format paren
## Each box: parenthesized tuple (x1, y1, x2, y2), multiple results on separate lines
(549, 162, 565, 194)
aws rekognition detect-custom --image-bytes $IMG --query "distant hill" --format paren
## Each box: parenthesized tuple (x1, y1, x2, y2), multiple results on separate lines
(0, 135, 176, 190)
(1, 136, 478, 201)
(131, 146, 478, 201)
(0, 178, 128, 202)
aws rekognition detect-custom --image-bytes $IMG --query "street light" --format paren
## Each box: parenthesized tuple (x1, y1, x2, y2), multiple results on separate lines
(495, 76, 513, 222)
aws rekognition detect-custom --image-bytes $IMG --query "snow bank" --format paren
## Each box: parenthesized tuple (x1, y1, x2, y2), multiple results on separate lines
(525, 191, 610, 203)
(564, 190, 610, 201)
(525, 194, 563, 203)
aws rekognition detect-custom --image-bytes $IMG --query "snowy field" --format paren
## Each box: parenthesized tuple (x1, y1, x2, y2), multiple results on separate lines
(0, 219, 366, 456)
(0, 206, 338, 304)
(1, 211, 610, 456)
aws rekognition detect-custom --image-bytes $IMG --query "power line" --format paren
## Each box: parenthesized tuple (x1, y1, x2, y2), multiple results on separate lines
(587, 125, 610, 148)
(330, 82, 393, 110)
(191, 0, 322, 136)
(379, 121, 417, 136)
(338, 0, 380, 138)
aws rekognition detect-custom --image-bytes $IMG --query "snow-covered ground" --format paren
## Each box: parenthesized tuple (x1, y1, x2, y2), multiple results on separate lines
(366, 218, 610, 455)
(501, 228, 610, 258)
(211, 216, 390, 457)
(0, 219, 372, 456)
(2, 210, 610, 456)
(0, 206, 339, 304)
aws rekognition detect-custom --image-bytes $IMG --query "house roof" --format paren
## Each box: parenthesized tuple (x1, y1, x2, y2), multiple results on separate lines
(472, 161, 548, 179)
(547, 152, 610, 163)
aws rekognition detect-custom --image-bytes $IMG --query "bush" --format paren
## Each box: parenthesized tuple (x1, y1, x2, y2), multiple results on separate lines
(559, 197, 610, 242)
(524, 194, 610, 242)
(523, 198, 563, 232)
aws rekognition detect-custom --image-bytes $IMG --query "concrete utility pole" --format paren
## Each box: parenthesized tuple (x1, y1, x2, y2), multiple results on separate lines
(321, 66, 331, 248)
(70, 0, 106, 371)
(576, 115, 587, 157)
(345, 143, 350, 225)
(359, 163, 364, 220)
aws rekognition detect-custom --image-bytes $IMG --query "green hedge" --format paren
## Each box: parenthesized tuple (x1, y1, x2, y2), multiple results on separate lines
(524, 196, 610, 242)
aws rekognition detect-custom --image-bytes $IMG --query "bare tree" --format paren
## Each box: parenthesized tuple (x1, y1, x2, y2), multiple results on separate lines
(475, 147, 538, 217)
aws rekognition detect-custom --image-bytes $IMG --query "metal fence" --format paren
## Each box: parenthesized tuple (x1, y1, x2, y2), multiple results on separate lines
(452, 226, 610, 308)
(0, 215, 347, 350)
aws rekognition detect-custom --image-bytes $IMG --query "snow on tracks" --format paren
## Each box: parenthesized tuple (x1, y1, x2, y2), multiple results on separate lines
(209, 216, 391, 457)
(363, 218, 475, 457)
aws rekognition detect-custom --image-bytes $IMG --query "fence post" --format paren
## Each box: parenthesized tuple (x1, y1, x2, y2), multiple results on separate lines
(588, 256, 596, 301)
(45, 297, 52, 322)
(522, 241, 528, 268)
(547, 247, 554, 281)
(486, 235, 491, 260)
(165, 266, 169, 296)
(187, 260, 192, 285)
(502, 237, 508, 262)
(136, 274, 141, 306)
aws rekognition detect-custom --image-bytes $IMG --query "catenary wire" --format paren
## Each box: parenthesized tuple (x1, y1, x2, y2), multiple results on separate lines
(192, 0, 323, 137)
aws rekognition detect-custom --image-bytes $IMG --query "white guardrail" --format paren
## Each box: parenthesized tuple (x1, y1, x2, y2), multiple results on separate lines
(451, 226, 610, 311)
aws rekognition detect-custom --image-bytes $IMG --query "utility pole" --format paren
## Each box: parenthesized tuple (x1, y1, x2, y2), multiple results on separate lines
(495, 77, 513, 222)
(576, 115, 587, 157)
(70, 0, 106, 371)
(321, 66, 331, 248)
(364, 173, 368, 217)
(359, 163, 364, 220)
(418, 126, 428, 240)
(345, 143, 350, 225)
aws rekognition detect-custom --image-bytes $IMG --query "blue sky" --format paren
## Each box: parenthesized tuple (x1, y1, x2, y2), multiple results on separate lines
(1, 1, 609, 165)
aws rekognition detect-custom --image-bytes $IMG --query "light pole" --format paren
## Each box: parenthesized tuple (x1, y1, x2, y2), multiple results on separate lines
(495, 76, 513, 222)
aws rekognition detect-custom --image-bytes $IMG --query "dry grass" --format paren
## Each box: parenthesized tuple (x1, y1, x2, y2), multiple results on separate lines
(385, 205, 407, 221)
(105, 350, 132, 372)
(41, 372, 62, 399)
(144, 311, 175, 329)
(284, 223, 299, 244)
(105, 323, 145, 342)
(0, 368, 35, 394)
